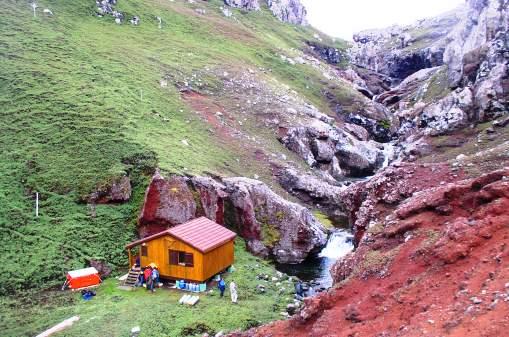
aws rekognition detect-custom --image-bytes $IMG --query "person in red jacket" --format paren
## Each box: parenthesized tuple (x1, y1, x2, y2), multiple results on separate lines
(143, 266, 152, 290)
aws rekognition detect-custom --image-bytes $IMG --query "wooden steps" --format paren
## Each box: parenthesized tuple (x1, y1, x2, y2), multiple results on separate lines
(123, 268, 141, 287)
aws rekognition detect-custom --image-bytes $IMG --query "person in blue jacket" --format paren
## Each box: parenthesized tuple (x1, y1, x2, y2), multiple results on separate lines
(150, 268, 159, 293)
(217, 277, 226, 297)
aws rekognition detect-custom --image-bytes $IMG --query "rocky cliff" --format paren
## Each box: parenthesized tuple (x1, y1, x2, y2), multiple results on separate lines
(138, 172, 327, 263)
(227, 0, 509, 336)
(266, 0, 307, 25)
(344, 0, 509, 160)
(234, 167, 509, 337)
(224, 0, 307, 24)
(350, 8, 464, 82)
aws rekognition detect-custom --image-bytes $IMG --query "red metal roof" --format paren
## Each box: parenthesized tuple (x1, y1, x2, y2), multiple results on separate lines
(125, 217, 236, 253)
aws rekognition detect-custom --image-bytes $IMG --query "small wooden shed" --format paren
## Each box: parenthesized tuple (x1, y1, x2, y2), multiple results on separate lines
(126, 217, 236, 282)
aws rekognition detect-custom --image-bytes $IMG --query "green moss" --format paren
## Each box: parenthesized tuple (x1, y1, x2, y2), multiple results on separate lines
(367, 222, 385, 236)
(377, 119, 391, 130)
(261, 222, 281, 247)
(420, 67, 451, 104)
(312, 211, 334, 229)
(351, 246, 400, 278)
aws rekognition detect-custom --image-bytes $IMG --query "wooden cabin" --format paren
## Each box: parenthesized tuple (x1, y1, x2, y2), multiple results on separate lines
(126, 217, 236, 282)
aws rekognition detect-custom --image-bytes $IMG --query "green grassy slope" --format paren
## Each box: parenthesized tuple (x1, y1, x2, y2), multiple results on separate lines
(0, 0, 351, 296)
(0, 240, 295, 337)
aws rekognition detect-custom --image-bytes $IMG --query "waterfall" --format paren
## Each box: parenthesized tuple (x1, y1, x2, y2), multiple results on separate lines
(319, 230, 354, 260)
(276, 229, 354, 290)
(381, 143, 395, 169)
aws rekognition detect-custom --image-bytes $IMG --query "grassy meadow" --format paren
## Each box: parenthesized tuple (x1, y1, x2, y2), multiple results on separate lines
(0, 240, 296, 337)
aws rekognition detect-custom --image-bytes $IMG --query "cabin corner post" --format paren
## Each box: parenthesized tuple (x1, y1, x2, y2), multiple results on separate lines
(127, 248, 132, 268)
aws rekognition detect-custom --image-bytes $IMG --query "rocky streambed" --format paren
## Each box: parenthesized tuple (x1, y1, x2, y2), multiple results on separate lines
(277, 229, 354, 292)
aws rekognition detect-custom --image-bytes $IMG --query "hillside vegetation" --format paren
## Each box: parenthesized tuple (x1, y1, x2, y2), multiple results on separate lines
(0, 0, 352, 295)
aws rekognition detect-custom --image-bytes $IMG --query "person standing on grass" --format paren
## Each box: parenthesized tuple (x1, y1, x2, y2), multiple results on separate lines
(144, 266, 152, 291)
(151, 267, 159, 292)
(218, 277, 226, 297)
(229, 280, 238, 304)
(147, 274, 154, 292)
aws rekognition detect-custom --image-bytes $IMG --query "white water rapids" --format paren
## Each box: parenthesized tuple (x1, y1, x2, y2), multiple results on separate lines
(277, 230, 354, 289)
(319, 229, 354, 260)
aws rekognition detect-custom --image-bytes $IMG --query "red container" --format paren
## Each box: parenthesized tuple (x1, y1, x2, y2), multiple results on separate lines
(66, 267, 101, 290)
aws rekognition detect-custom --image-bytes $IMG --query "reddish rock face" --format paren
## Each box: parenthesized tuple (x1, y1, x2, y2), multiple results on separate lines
(138, 172, 196, 237)
(339, 162, 466, 246)
(190, 176, 228, 225)
(230, 168, 509, 337)
(136, 173, 327, 263)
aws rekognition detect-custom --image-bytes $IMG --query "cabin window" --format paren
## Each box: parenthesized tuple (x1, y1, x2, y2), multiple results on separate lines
(141, 246, 148, 257)
(169, 250, 193, 267)
(184, 253, 194, 267)
(178, 251, 187, 265)
(169, 250, 178, 265)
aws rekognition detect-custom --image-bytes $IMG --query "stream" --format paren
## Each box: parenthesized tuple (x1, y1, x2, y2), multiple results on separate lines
(275, 144, 392, 293)
(276, 229, 354, 292)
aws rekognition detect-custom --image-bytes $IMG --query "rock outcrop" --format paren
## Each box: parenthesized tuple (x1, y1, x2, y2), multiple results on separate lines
(223, 177, 326, 263)
(223, 0, 260, 11)
(442, 0, 509, 125)
(88, 259, 112, 277)
(418, 87, 473, 134)
(350, 9, 464, 83)
(444, 0, 509, 87)
(190, 176, 228, 225)
(87, 176, 132, 204)
(348, 0, 508, 141)
(338, 162, 466, 246)
(95, 0, 117, 15)
(223, 0, 307, 25)
(95, 0, 125, 22)
(278, 168, 348, 225)
(136, 172, 327, 263)
(306, 41, 342, 64)
(267, 0, 307, 25)
(334, 168, 509, 283)
(375, 66, 442, 107)
(138, 172, 197, 236)
(233, 167, 509, 337)
(280, 119, 390, 178)
(345, 112, 395, 143)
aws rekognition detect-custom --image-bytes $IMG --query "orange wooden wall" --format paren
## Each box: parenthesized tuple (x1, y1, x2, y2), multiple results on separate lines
(203, 240, 234, 281)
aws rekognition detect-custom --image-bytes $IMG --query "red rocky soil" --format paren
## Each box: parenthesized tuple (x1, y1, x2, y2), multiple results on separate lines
(231, 166, 509, 337)
(182, 90, 237, 141)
